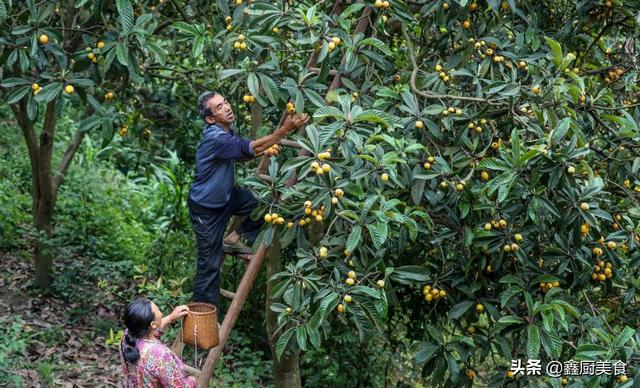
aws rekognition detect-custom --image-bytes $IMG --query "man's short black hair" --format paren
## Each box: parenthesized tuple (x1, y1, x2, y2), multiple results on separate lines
(198, 91, 218, 122)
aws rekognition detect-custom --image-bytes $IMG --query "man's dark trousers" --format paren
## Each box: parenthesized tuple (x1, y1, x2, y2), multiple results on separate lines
(188, 186, 263, 307)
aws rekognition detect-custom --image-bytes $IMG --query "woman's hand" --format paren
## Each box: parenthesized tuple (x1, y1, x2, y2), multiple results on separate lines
(168, 305, 190, 324)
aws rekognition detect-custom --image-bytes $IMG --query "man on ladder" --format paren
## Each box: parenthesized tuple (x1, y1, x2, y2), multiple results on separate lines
(188, 91, 309, 308)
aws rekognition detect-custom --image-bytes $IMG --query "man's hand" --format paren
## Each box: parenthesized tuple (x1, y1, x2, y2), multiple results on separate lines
(277, 113, 310, 135)
(250, 113, 310, 155)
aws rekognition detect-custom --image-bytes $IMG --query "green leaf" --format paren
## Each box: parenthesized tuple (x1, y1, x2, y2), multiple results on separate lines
(34, 82, 62, 103)
(296, 326, 307, 352)
(337, 2, 365, 20)
(116, 43, 129, 66)
(116, 0, 134, 34)
(353, 110, 394, 128)
(358, 37, 392, 56)
(259, 73, 280, 106)
(349, 286, 381, 299)
(544, 36, 562, 67)
(527, 325, 540, 358)
(67, 78, 95, 87)
(307, 326, 321, 350)
(498, 315, 525, 325)
(6, 85, 31, 104)
(314, 106, 344, 121)
(220, 68, 243, 80)
(366, 223, 387, 249)
(0, 0, 7, 23)
(346, 226, 362, 253)
(1, 78, 30, 88)
(388, 266, 429, 284)
(275, 327, 295, 360)
(500, 286, 522, 308)
(550, 299, 579, 319)
(511, 128, 520, 165)
(79, 115, 102, 132)
(613, 326, 635, 349)
(415, 342, 440, 364)
(247, 73, 260, 97)
(550, 117, 571, 145)
(192, 36, 205, 58)
(262, 226, 275, 246)
(448, 301, 473, 321)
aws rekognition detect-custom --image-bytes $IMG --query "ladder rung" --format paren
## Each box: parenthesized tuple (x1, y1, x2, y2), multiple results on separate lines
(220, 288, 236, 300)
(183, 364, 201, 377)
(222, 244, 253, 255)
(278, 139, 302, 149)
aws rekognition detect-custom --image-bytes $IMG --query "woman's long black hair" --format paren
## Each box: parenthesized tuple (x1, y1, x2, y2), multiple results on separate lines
(121, 297, 155, 365)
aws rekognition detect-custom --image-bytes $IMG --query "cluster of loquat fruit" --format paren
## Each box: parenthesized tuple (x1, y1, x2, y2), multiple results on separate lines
(286, 102, 296, 114)
(310, 160, 331, 175)
(468, 118, 488, 134)
(434, 64, 453, 83)
(233, 34, 248, 50)
(311, 150, 332, 174)
(517, 60, 529, 71)
(119, 125, 128, 137)
(591, 259, 614, 282)
(104, 91, 115, 101)
(331, 188, 344, 205)
(300, 201, 325, 226)
(263, 212, 285, 225)
(483, 218, 510, 231)
(31, 83, 42, 96)
(225, 16, 233, 31)
(580, 223, 590, 236)
(374, 0, 390, 8)
(422, 284, 446, 302)
(327, 36, 342, 52)
(539, 280, 560, 293)
(441, 105, 462, 116)
(345, 270, 357, 286)
(242, 94, 256, 103)
(265, 144, 280, 157)
(603, 67, 625, 84)
(422, 155, 436, 170)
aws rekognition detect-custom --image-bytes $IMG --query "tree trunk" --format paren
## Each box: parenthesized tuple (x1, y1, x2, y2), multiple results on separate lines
(30, 101, 59, 289)
(265, 234, 302, 388)
(33, 204, 54, 289)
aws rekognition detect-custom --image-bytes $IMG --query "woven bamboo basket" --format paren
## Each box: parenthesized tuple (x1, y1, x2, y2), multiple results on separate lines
(181, 302, 219, 349)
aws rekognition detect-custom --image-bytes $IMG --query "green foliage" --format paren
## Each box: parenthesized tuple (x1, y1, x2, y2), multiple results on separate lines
(0, 110, 31, 249)
(0, 316, 28, 387)
(4, 0, 640, 385)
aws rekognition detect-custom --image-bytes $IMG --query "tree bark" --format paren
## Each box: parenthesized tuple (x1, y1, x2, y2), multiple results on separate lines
(30, 101, 59, 289)
(265, 234, 302, 388)
(11, 100, 40, 218)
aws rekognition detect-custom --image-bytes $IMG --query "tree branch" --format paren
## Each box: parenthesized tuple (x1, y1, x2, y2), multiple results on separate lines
(401, 25, 507, 106)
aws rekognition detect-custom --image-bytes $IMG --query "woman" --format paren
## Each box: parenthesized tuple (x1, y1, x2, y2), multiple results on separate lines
(120, 297, 196, 387)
